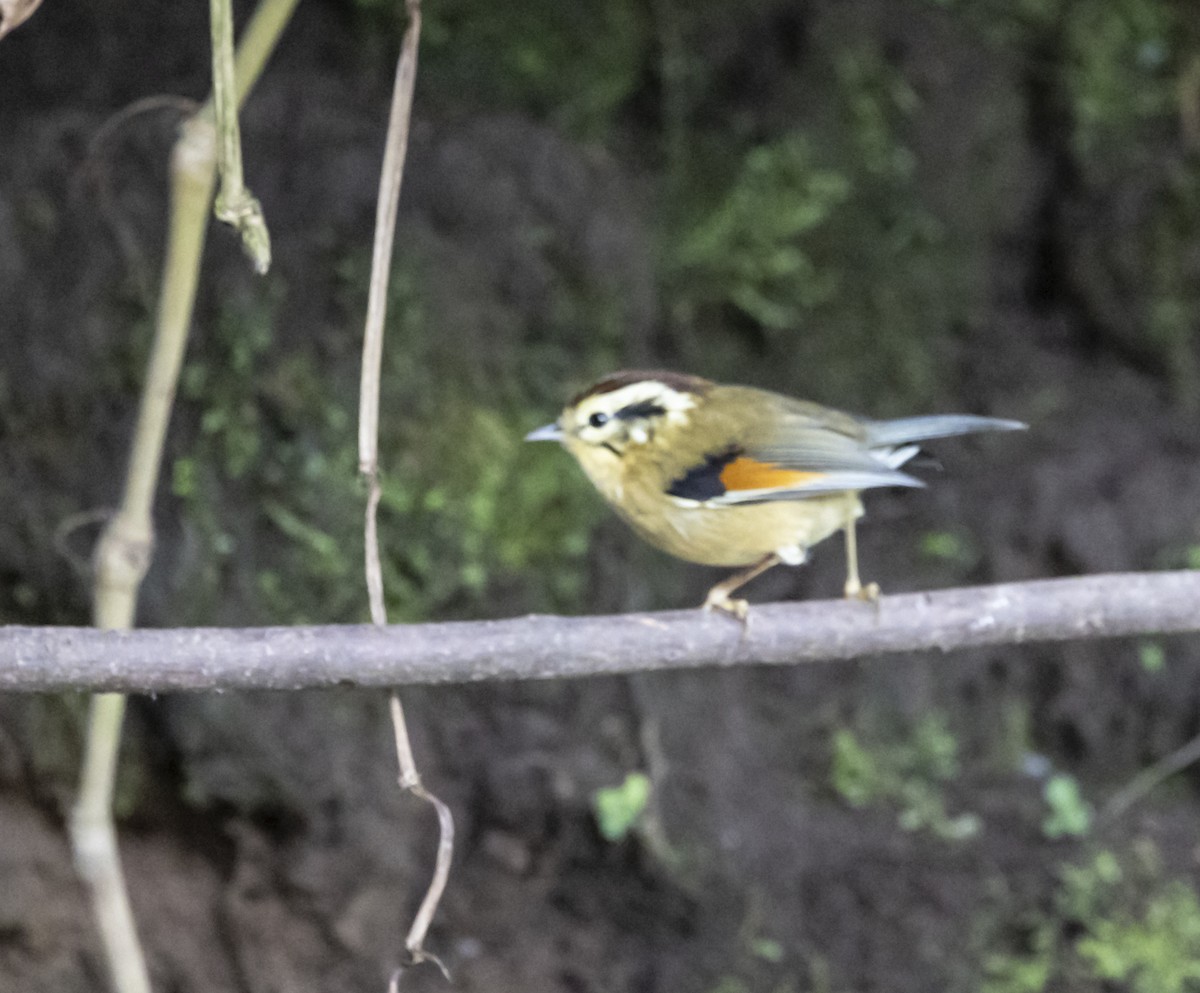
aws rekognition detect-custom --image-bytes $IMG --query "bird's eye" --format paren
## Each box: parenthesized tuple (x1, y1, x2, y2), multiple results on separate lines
(588, 412, 609, 429)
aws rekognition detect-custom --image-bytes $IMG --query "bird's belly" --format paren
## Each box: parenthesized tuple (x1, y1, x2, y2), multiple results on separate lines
(616, 493, 864, 568)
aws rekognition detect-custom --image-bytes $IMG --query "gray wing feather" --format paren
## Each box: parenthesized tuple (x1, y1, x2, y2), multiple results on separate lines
(863, 414, 1027, 447)
(702, 404, 1022, 505)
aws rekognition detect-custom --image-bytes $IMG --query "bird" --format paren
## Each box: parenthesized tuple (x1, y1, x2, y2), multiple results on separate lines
(526, 370, 1025, 619)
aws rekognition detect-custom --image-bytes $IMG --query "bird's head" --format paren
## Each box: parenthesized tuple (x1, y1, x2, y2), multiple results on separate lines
(526, 371, 712, 469)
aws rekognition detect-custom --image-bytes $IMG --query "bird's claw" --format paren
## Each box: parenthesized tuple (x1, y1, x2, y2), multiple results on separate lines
(843, 579, 881, 603)
(702, 589, 750, 623)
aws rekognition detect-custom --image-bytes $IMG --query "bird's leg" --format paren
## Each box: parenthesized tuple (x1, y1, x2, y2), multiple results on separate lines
(842, 510, 879, 602)
(703, 553, 782, 620)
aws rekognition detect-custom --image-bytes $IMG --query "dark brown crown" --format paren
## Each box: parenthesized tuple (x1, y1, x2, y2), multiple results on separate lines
(569, 370, 714, 407)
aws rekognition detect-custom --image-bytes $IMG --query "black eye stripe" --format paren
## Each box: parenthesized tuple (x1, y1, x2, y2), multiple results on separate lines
(616, 401, 666, 421)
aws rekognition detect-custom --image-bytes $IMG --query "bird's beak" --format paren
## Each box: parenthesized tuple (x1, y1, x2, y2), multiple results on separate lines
(525, 422, 564, 442)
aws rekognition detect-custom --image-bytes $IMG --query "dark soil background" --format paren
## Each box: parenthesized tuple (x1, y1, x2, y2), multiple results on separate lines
(3, 0, 1200, 991)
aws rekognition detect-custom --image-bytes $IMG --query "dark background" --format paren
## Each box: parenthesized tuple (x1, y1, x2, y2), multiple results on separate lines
(2, 0, 1200, 990)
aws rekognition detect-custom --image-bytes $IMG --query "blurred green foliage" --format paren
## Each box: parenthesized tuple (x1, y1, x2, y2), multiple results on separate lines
(1139, 639, 1167, 673)
(928, 0, 1200, 402)
(1063, 0, 1176, 162)
(1061, 0, 1200, 403)
(830, 712, 982, 841)
(668, 136, 851, 332)
(172, 259, 598, 623)
(920, 528, 982, 569)
(593, 770, 652, 842)
(983, 845, 1200, 993)
(662, 37, 962, 409)
(360, 0, 990, 409)
(358, 0, 651, 138)
(1041, 773, 1092, 839)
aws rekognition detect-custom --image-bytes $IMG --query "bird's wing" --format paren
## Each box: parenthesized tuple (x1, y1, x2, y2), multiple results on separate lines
(665, 408, 923, 506)
(663, 395, 1023, 506)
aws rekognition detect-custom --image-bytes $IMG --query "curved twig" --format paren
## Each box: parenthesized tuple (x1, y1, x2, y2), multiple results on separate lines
(353, 0, 453, 981)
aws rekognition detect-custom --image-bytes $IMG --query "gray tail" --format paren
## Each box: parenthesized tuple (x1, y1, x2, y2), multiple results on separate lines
(865, 414, 1027, 448)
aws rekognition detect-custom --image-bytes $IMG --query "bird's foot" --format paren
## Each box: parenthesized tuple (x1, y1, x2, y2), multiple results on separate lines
(843, 578, 880, 602)
(702, 588, 750, 623)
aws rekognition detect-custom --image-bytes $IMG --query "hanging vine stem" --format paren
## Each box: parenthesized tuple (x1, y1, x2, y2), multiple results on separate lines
(209, 0, 271, 272)
(355, 0, 454, 981)
(70, 1, 298, 990)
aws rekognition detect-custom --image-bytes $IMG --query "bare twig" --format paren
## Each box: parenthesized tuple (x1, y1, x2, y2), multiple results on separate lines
(54, 507, 115, 579)
(390, 696, 453, 979)
(7, 572, 1199, 693)
(209, 0, 271, 272)
(0, 0, 43, 40)
(354, 0, 452, 979)
(80, 96, 202, 308)
(86, 96, 204, 157)
(1102, 729, 1200, 824)
(357, 2, 421, 483)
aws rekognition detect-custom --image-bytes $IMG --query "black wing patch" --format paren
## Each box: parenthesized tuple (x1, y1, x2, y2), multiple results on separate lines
(665, 446, 741, 501)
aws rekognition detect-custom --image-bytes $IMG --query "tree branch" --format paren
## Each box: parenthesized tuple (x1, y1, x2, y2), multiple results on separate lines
(2, 572, 1197, 694)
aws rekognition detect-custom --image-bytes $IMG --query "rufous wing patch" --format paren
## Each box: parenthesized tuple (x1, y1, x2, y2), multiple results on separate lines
(718, 457, 825, 493)
(666, 449, 829, 502)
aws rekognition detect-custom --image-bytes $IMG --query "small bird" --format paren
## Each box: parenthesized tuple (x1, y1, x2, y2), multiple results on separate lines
(527, 370, 1025, 618)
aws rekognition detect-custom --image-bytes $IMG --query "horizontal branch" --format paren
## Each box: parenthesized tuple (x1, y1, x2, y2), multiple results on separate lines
(2, 572, 1197, 694)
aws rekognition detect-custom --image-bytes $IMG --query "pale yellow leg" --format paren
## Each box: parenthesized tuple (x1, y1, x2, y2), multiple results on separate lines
(703, 553, 782, 621)
(843, 509, 879, 602)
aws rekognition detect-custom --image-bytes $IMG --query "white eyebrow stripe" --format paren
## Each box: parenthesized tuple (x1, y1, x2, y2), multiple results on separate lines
(590, 381, 695, 415)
